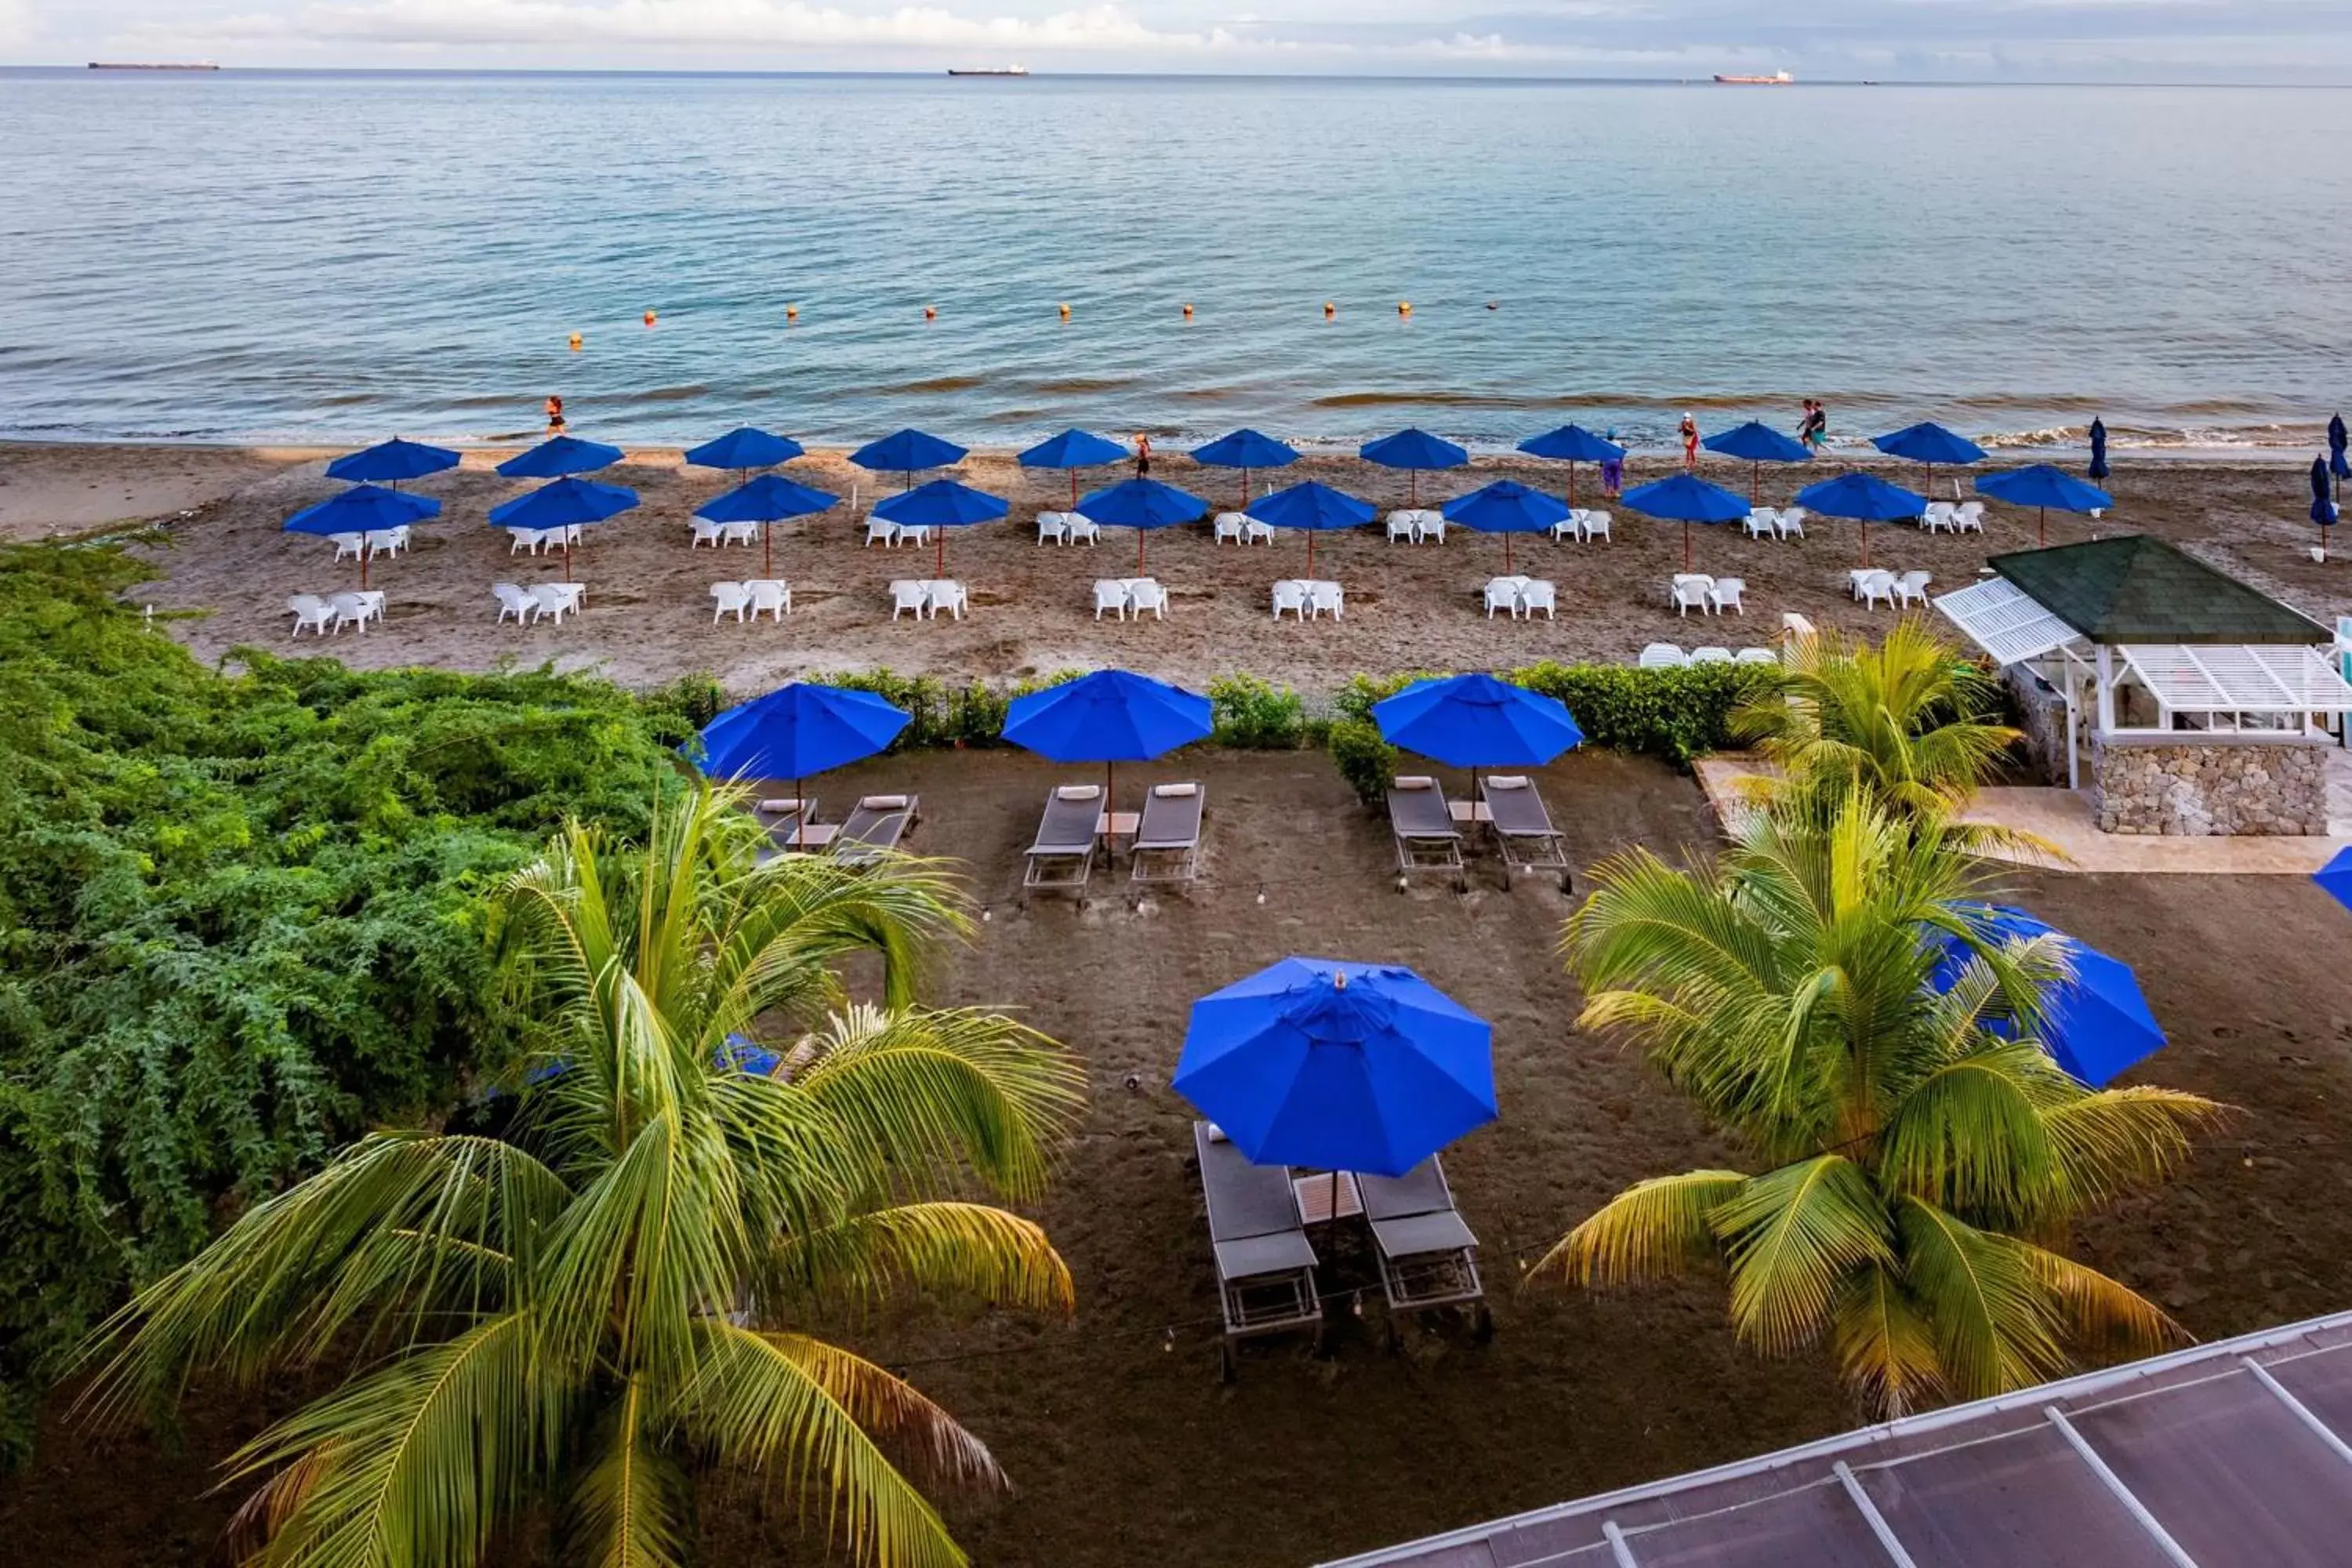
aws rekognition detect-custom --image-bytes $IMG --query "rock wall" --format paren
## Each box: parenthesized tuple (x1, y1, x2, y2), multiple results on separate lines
(2090, 733, 2331, 836)
(2003, 666, 2071, 786)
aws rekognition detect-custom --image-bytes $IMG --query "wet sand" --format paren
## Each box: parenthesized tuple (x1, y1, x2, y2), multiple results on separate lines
(5, 440, 2343, 695)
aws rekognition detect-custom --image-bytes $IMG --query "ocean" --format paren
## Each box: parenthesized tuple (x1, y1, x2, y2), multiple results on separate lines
(2, 68, 2349, 454)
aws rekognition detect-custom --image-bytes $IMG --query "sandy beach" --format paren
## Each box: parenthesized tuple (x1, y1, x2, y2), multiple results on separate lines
(8, 440, 2345, 696)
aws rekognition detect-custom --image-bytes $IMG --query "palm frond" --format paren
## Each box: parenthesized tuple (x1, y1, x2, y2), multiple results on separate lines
(1831, 1264, 1947, 1421)
(767, 1201, 1074, 1319)
(1710, 1156, 1894, 1357)
(1876, 1044, 2061, 1218)
(2040, 1086, 2227, 1219)
(2019, 1240, 2188, 1364)
(567, 1376, 688, 1568)
(1893, 1196, 2068, 1399)
(1525, 1169, 1750, 1287)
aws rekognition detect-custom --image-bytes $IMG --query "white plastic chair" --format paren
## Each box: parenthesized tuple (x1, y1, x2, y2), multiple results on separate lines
(330, 532, 365, 561)
(720, 521, 760, 549)
(530, 583, 582, 624)
(1734, 647, 1780, 665)
(1742, 509, 1777, 540)
(288, 593, 333, 637)
(1951, 501, 1985, 533)
(1773, 506, 1806, 539)
(506, 527, 543, 555)
(1520, 579, 1556, 619)
(1245, 518, 1276, 546)
(1549, 512, 1581, 543)
(1671, 575, 1715, 616)
(1894, 570, 1933, 608)
(1483, 579, 1521, 618)
(328, 590, 383, 633)
(1388, 511, 1420, 543)
(492, 583, 535, 625)
(365, 526, 408, 560)
(1093, 579, 1127, 620)
(1709, 576, 1747, 615)
(1271, 580, 1308, 621)
(746, 579, 791, 621)
(1856, 570, 1897, 609)
(1922, 501, 1957, 533)
(1065, 517, 1099, 546)
(710, 582, 750, 623)
(1307, 582, 1345, 621)
(1638, 642, 1687, 669)
(1690, 646, 1734, 665)
(691, 517, 725, 548)
(1127, 579, 1168, 620)
(864, 516, 899, 548)
(889, 580, 928, 620)
(1414, 510, 1446, 543)
(1579, 510, 1612, 543)
(896, 524, 934, 550)
(1214, 513, 1246, 545)
(1036, 511, 1071, 544)
(927, 580, 967, 620)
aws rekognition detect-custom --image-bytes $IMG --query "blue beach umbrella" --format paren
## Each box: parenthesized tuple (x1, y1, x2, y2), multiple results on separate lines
(1975, 463, 2112, 546)
(1372, 673, 1583, 778)
(1873, 420, 1986, 504)
(1173, 956, 1497, 1179)
(694, 681, 911, 811)
(2314, 846, 2352, 915)
(1020, 428, 1127, 510)
(487, 476, 638, 580)
(874, 478, 1007, 575)
(1703, 420, 1811, 502)
(496, 434, 623, 480)
(2088, 417, 2111, 481)
(1361, 426, 1468, 507)
(1794, 471, 1929, 567)
(1191, 427, 1299, 509)
(696, 474, 838, 575)
(684, 426, 804, 479)
(1076, 477, 1209, 572)
(1443, 479, 1573, 572)
(285, 484, 441, 589)
(1247, 480, 1375, 576)
(1928, 905, 2167, 1087)
(851, 427, 968, 491)
(1621, 472, 1750, 570)
(1518, 424, 1624, 507)
(326, 437, 459, 488)
(1003, 667, 1212, 804)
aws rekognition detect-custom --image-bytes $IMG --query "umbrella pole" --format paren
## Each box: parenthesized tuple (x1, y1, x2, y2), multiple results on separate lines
(1137, 532, 1146, 575)
(1307, 532, 1316, 579)
(1860, 519, 1869, 569)
(1070, 471, 1080, 510)
(1410, 472, 1418, 508)
(359, 550, 369, 592)
(1751, 461, 1759, 504)
(2039, 506, 2048, 548)
(935, 529, 946, 579)
(565, 535, 575, 585)
(763, 521, 773, 578)
(1566, 463, 1576, 510)
(1504, 533, 1513, 574)
(1682, 520, 1693, 572)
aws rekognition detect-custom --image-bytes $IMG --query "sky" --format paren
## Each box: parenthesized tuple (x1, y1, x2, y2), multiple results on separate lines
(9, 0, 2352, 79)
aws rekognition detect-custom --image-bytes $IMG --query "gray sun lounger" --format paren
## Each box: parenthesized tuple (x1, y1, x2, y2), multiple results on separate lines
(1131, 782, 1205, 884)
(1386, 775, 1465, 885)
(1357, 1156, 1486, 1326)
(1194, 1121, 1323, 1372)
(1479, 774, 1571, 889)
(831, 793, 917, 866)
(753, 796, 816, 864)
(1023, 783, 1102, 892)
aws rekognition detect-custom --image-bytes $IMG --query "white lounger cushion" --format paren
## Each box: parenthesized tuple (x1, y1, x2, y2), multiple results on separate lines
(1153, 782, 1198, 797)
(1392, 775, 1436, 790)
(1056, 783, 1101, 800)
(1486, 775, 1530, 789)
(860, 794, 909, 809)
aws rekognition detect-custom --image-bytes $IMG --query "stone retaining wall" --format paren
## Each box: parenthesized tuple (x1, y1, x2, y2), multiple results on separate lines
(2003, 666, 2071, 786)
(2090, 733, 2331, 836)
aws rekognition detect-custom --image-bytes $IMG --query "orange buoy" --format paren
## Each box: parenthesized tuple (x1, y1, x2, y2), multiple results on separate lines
(1398, 300, 1412, 317)
(924, 304, 937, 321)
(1323, 301, 1336, 319)
(785, 303, 799, 322)
(568, 332, 583, 350)
(1058, 301, 1071, 320)
(643, 309, 657, 326)
(1181, 302, 1194, 320)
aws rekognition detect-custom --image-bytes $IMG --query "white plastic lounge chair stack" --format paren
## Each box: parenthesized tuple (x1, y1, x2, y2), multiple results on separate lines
(1386, 775, 1465, 888)
(1708, 576, 1746, 615)
(1387, 511, 1420, 544)
(328, 532, 365, 562)
(1064, 516, 1099, 546)
(1853, 569, 1897, 609)
(1413, 510, 1445, 543)
(1548, 512, 1581, 543)
(1734, 647, 1780, 665)
(1670, 574, 1715, 615)
(746, 579, 791, 621)
(1036, 511, 1074, 544)
(1306, 581, 1344, 621)
(506, 527, 543, 555)
(1024, 783, 1102, 894)
(530, 583, 583, 623)
(889, 579, 929, 620)
(1271, 580, 1308, 621)
(831, 794, 916, 866)
(1638, 642, 1687, 669)
(1126, 579, 1168, 620)
(1773, 506, 1807, 539)
(1194, 1122, 1323, 1378)
(1356, 1156, 1488, 1337)
(863, 514, 899, 548)
(710, 582, 750, 622)
(1577, 509, 1612, 542)
(492, 583, 536, 625)
(690, 517, 725, 548)
(1519, 580, 1557, 619)
(1922, 500, 1958, 533)
(1690, 646, 1734, 664)
(1214, 513, 1247, 545)
(1951, 500, 1985, 533)
(1479, 775, 1570, 891)
(1893, 569, 1933, 608)
(328, 590, 383, 633)
(720, 521, 760, 549)
(287, 593, 333, 637)
(1093, 579, 1129, 621)
(926, 579, 967, 620)
(1742, 507, 1778, 540)
(1245, 517, 1275, 545)
(366, 526, 408, 560)
(1483, 577, 1524, 619)
(1131, 782, 1205, 884)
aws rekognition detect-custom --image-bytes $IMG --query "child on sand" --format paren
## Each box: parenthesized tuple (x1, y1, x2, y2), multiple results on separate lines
(1134, 433, 1152, 477)
(546, 395, 566, 434)
(1679, 414, 1699, 471)
(1601, 430, 1624, 498)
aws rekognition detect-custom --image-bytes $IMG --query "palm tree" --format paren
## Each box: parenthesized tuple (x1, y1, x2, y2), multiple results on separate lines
(1533, 797, 2221, 1418)
(1734, 619, 2024, 822)
(82, 785, 1085, 1568)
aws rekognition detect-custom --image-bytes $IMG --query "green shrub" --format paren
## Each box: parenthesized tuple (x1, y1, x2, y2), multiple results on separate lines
(1327, 719, 1399, 808)
(818, 668, 1078, 748)
(1505, 659, 1776, 764)
(1208, 674, 1308, 749)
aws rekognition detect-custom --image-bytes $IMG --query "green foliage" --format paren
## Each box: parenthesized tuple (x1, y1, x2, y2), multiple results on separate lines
(1207, 674, 1310, 749)
(817, 667, 1079, 749)
(0, 543, 701, 1464)
(1508, 659, 1775, 763)
(1326, 720, 1399, 808)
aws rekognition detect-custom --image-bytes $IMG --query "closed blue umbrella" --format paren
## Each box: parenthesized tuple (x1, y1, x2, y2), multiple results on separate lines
(2088, 418, 2111, 481)
(1373, 672, 1584, 778)
(696, 474, 837, 575)
(1173, 956, 1496, 1179)
(1247, 480, 1375, 576)
(1872, 420, 1986, 504)
(1519, 423, 1624, 507)
(684, 426, 804, 479)
(1191, 427, 1299, 509)
(1975, 463, 2112, 547)
(285, 484, 441, 590)
(496, 434, 623, 480)
(1361, 426, 1468, 507)
(695, 682, 911, 815)
(851, 427, 968, 491)
(1020, 428, 1127, 510)
(326, 437, 460, 488)
(1794, 471, 1928, 567)
(1621, 472, 1750, 570)
(487, 477, 638, 580)
(1703, 420, 1811, 502)
(1003, 667, 1212, 808)
(2313, 456, 2339, 559)
(874, 478, 1007, 575)
(2332, 415, 2350, 486)
(1928, 905, 2167, 1087)
(1442, 479, 1572, 572)
(1076, 477, 1208, 572)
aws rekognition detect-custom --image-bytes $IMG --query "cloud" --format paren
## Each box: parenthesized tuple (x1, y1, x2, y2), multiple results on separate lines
(0, 0, 36, 47)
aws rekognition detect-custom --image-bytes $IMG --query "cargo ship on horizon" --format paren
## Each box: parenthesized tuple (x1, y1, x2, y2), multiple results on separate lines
(89, 60, 220, 71)
(1713, 70, 1794, 84)
(947, 65, 1030, 77)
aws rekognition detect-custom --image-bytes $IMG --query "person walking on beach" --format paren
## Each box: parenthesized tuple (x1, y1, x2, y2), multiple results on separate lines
(1800, 398, 1828, 454)
(1600, 429, 1624, 498)
(1679, 413, 1699, 471)
(1134, 432, 1152, 477)
(545, 395, 566, 434)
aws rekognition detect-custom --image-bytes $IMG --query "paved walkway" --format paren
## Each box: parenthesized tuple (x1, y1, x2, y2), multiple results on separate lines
(1692, 754, 2352, 874)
